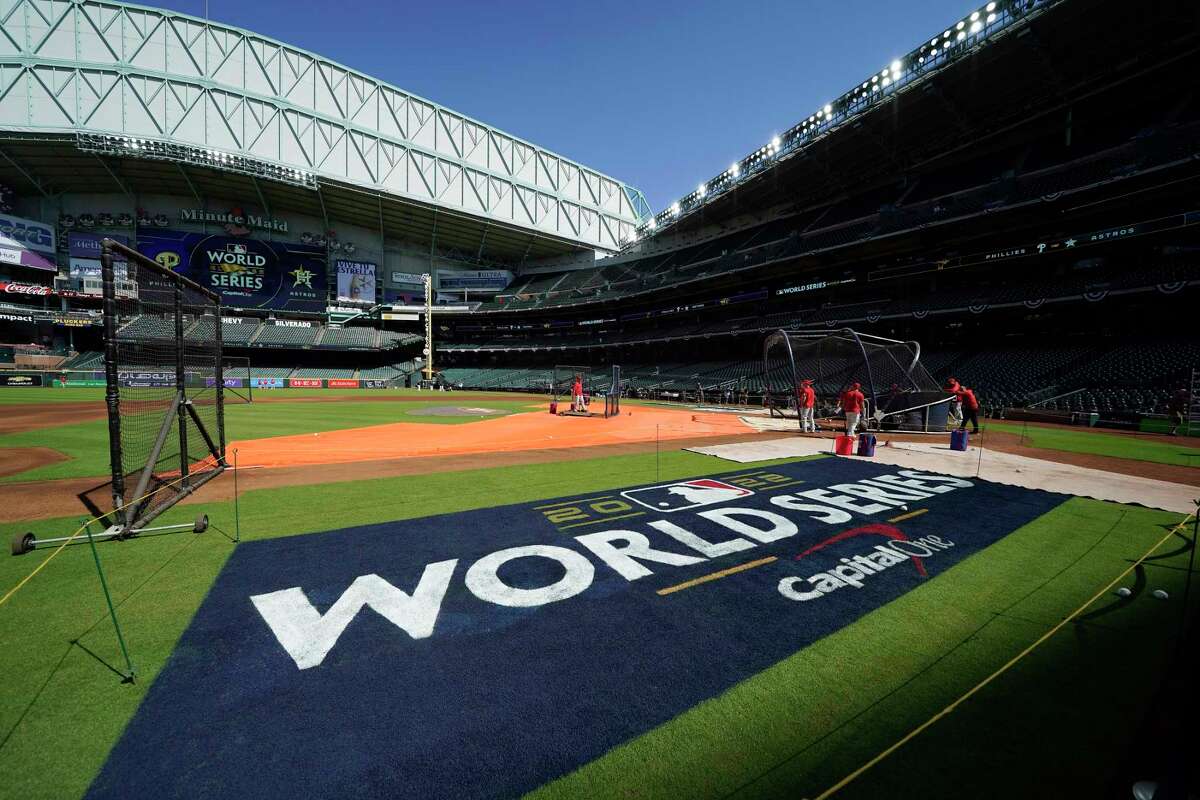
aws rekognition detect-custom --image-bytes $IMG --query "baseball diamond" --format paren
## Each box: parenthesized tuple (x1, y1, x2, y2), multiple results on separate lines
(1, 1, 1199, 799)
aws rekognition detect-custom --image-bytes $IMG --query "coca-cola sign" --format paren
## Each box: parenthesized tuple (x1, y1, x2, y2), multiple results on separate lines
(0, 281, 53, 296)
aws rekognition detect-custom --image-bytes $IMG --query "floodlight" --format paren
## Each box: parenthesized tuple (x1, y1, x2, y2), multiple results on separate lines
(986, 2, 995, 10)
(771, 136, 781, 149)
(970, 11, 979, 21)
(891, 60, 902, 73)
(970, 20, 981, 32)
(823, 104, 832, 114)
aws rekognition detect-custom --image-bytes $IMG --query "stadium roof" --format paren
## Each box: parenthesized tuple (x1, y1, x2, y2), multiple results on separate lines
(0, 0, 650, 260)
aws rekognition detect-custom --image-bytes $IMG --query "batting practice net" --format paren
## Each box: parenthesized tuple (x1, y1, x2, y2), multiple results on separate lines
(551, 365, 594, 400)
(103, 239, 226, 531)
(763, 329, 952, 432)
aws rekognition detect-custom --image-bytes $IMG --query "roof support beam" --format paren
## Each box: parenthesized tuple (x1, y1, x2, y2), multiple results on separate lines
(251, 176, 271, 217)
(93, 155, 134, 199)
(0, 147, 51, 198)
(476, 224, 490, 262)
(177, 163, 203, 205)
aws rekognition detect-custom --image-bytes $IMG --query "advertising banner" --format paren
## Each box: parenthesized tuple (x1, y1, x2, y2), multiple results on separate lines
(390, 271, 425, 286)
(0, 281, 53, 297)
(0, 374, 42, 387)
(252, 378, 286, 389)
(0, 213, 56, 271)
(119, 371, 174, 387)
(69, 232, 130, 278)
(362, 379, 389, 389)
(137, 231, 327, 311)
(327, 379, 360, 389)
(205, 377, 246, 389)
(437, 269, 512, 291)
(0, 310, 34, 323)
(335, 260, 377, 304)
(288, 378, 322, 388)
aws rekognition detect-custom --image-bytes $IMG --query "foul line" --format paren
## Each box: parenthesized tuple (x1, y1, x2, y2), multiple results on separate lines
(810, 510, 1196, 800)
(657, 556, 778, 596)
(887, 509, 928, 523)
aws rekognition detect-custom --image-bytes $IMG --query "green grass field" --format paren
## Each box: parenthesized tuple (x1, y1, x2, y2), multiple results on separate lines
(0, 390, 1196, 799)
(985, 420, 1200, 467)
(0, 393, 540, 483)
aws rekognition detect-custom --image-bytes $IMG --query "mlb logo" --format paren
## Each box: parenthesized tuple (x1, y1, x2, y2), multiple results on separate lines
(228, 243, 248, 255)
(621, 479, 753, 513)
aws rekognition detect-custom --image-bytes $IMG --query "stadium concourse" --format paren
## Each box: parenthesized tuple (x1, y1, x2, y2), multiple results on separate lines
(2, 0, 1200, 799)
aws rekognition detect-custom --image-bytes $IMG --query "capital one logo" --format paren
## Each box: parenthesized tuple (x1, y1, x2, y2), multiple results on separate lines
(621, 479, 753, 512)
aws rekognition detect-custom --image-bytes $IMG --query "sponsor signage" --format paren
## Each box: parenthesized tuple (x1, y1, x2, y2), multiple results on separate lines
(68, 232, 130, 279)
(52, 314, 99, 327)
(119, 371, 174, 387)
(0, 311, 33, 323)
(288, 378, 322, 388)
(362, 379, 388, 389)
(327, 378, 359, 388)
(0, 374, 42, 387)
(273, 319, 314, 327)
(179, 208, 289, 233)
(437, 269, 513, 291)
(0, 281, 53, 297)
(206, 377, 246, 389)
(252, 377, 286, 388)
(0, 213, 56, 256)
(335, 260, 377, 304)
(390, 271, 425, 286)
(137, 231, 327, 311)
(381, 312, 418, 321)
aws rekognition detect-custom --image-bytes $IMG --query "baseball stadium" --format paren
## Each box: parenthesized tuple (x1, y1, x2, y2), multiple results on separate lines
(0, 0, 1198, 797)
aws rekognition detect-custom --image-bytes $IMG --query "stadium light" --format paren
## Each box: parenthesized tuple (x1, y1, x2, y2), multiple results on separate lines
(642, 0, 1024, 235)
(76, 133, 319, 189)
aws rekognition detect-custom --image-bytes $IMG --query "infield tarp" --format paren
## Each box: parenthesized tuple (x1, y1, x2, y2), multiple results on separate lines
(87, 458, 1067, 799)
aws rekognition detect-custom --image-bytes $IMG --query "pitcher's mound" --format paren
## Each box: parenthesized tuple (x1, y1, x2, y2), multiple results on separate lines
(410, 406, 505, 417)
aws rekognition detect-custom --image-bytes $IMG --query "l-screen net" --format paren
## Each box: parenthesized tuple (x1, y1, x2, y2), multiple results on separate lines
(104, 240, 226, 530)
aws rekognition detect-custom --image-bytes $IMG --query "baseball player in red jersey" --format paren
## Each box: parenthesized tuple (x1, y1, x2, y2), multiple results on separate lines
(798, 378, 817, 432)
(838, 382, 866, 436)
(954, 384, 980, 434)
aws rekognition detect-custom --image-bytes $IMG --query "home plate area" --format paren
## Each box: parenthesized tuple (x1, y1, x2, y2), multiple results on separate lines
(86, 459, 1067, 800)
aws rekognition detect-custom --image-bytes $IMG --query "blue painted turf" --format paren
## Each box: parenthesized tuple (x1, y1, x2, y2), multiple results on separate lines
(86, 459, 1066, 799)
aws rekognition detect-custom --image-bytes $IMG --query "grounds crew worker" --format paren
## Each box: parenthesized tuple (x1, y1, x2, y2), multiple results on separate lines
(954, 383, 981, 434)
(1167, 388, 1190, 435)
(838, 382, 866, 436)
(798, 378, 817, 433)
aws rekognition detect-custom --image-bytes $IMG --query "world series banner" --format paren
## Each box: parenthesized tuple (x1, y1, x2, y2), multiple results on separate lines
(137, 230, 327, 311)
(335, 259, 376, 304)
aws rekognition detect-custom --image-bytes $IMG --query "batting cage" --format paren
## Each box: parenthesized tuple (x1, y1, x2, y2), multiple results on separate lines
(763, 329, 952, 432)
(103, 239, 226, 533)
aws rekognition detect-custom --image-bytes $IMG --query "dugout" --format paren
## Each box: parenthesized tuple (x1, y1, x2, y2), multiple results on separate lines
(763, 329, 952, 432)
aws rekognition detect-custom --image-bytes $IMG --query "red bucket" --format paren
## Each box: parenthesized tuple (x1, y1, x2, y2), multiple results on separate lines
(834, 434, 856, 456)
(549, 401, 558, 414)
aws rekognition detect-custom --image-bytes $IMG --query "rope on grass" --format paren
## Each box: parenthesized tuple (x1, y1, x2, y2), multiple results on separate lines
(0, 470, 200, 609)
(810, 509, 1197, 800)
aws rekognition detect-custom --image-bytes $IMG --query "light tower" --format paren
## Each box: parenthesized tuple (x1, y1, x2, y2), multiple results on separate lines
(422, 273, 433, 384)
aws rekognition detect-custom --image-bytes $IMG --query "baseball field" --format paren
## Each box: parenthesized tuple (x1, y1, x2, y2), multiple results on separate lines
(1, 387, 1196, 799)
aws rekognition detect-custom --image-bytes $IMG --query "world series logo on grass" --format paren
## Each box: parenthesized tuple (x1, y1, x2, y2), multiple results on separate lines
(621, 479, 753, 512)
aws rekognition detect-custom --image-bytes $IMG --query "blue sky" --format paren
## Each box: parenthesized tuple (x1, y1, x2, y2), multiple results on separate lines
(159, 0, 973, 211)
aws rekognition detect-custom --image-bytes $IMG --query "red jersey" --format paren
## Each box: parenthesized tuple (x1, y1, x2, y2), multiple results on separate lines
(840, 388, 865, 413)
(954, 387, 979, 411)
(799, 385, 816, 408)
(572, 380, 583, 397)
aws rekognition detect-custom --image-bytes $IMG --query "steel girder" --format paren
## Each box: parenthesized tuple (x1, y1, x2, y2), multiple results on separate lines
(0, 0, 649, 251)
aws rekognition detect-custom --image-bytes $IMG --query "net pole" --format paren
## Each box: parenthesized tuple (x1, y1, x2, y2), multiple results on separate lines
(174, 282, 190, 489)
(100, 240, 126, 526)
(214, 303, 226, 459)
(84, 522, 136, 683)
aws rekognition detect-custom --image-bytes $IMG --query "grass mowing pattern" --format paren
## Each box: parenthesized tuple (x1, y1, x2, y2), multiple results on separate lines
(1, 446, 1192, 799)
(986, 421, 1200, 468)
(0, 397, 539, 483)
(530, 498, 1192, 800)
